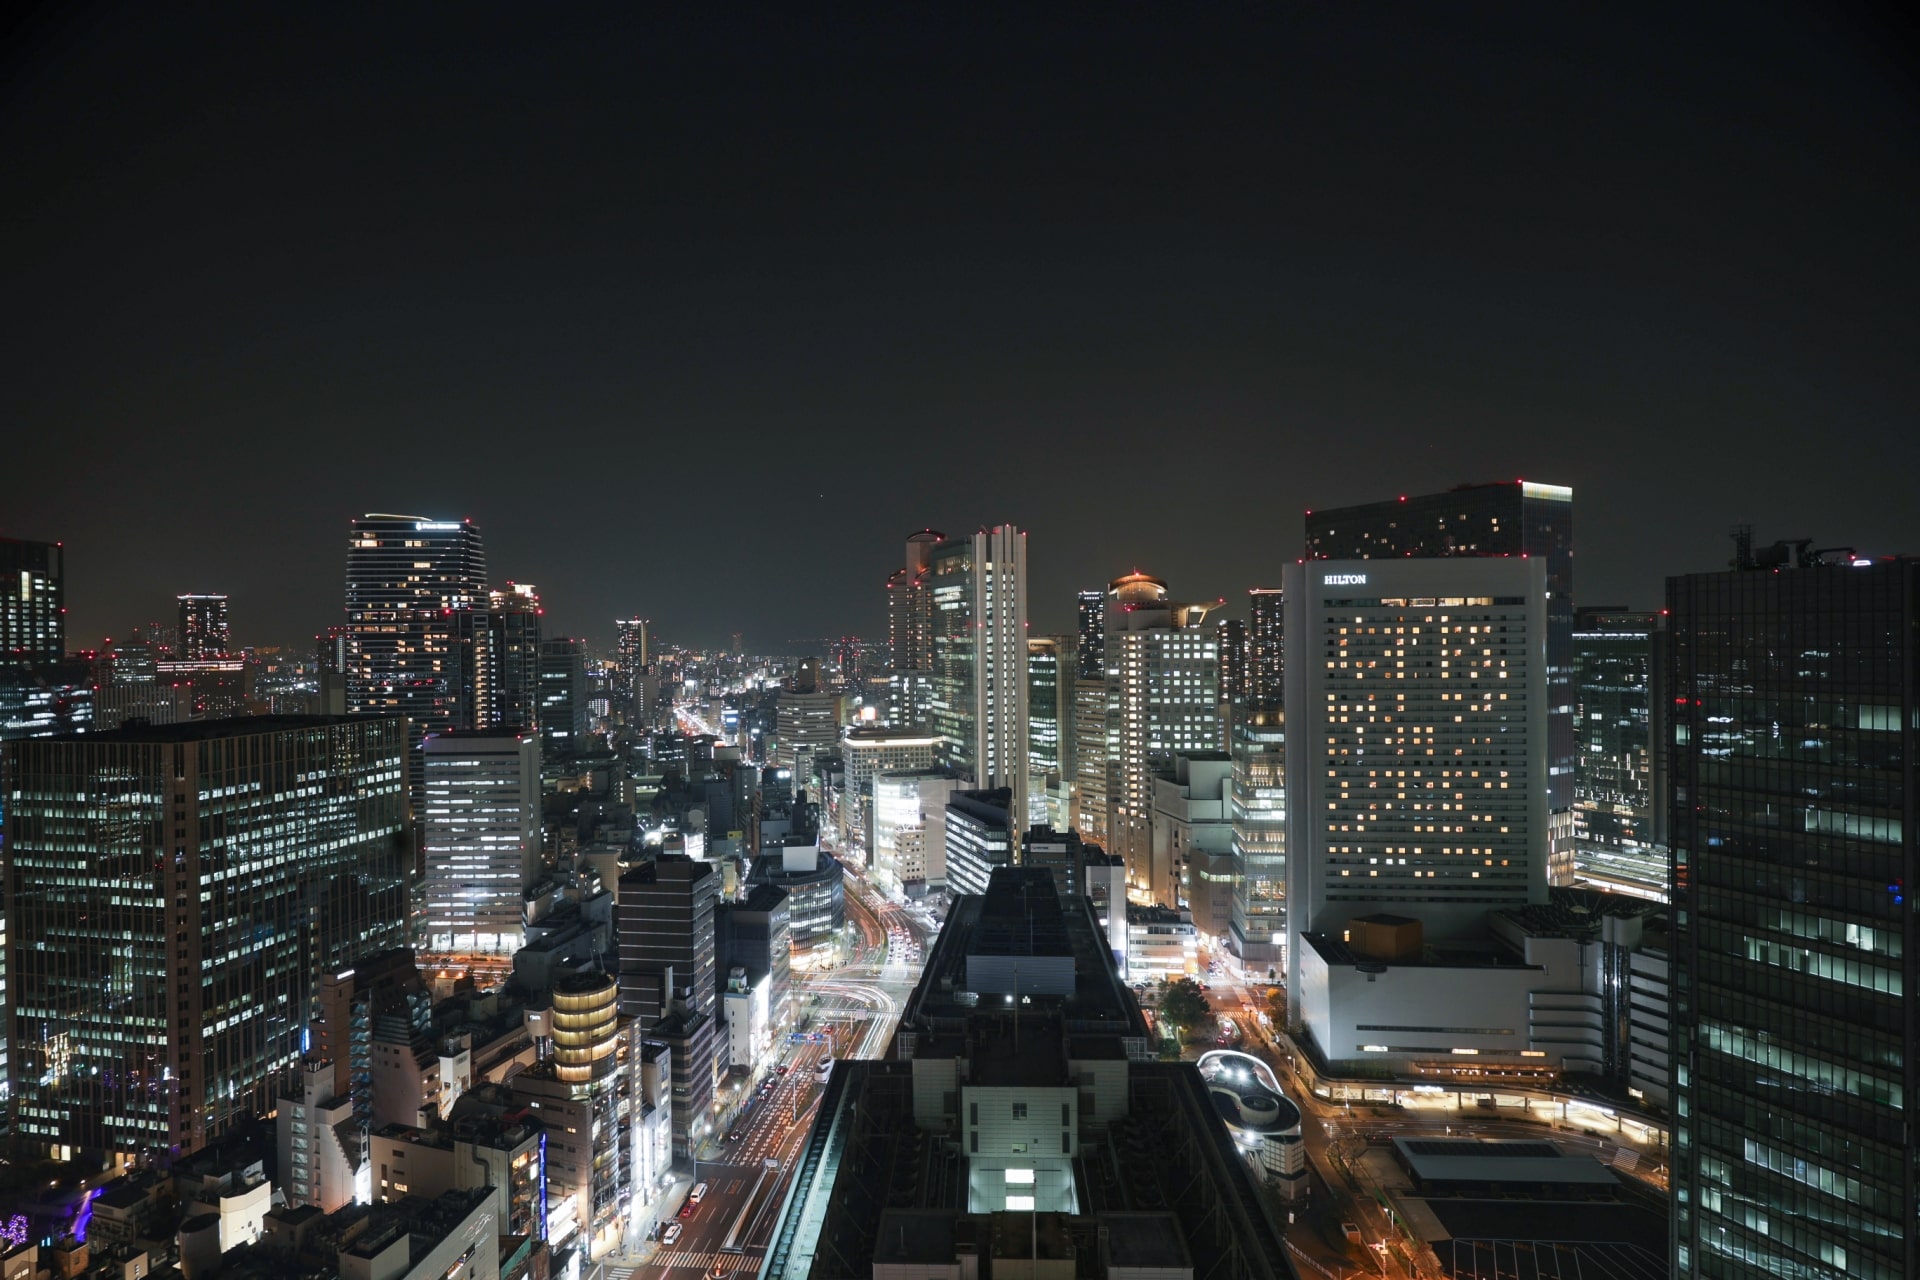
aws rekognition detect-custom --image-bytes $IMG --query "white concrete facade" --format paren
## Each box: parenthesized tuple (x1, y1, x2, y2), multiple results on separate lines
(422, 730, 541, 955)
(1284, 557, 1550, 1005)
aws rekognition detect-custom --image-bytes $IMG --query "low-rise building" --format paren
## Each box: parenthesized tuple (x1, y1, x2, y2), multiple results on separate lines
(279, 1060, 365, 1212)
(1125, 905, 1197, 982)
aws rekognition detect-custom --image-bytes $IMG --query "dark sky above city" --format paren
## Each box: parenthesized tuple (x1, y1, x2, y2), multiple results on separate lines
(6, 4, 1917, 654)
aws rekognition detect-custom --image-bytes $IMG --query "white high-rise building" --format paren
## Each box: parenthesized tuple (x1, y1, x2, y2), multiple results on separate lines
(929, 525, 1031, 824)
(1282, 557, 1549, 1000)
(872, 768, 963, 894)
(1103, 572, 1221, 903)
(840, 728, 942, 862)
(422, 729, 541, 955)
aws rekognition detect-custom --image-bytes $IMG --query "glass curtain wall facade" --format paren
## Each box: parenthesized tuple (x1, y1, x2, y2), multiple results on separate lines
(538, 637, 589, 761)
(1027, 636, 1073, 828)
(1573, 608, 1666, 900)
(1667, 561, 1916, 1280)
(1230, 716, 1287, 977)
(3, 715, 408, 1164)
(343, 515, 487, 808)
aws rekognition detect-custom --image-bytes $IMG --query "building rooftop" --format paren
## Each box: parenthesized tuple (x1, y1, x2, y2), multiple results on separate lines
(870, 1210, 957, 1264)
(1393, 1138, 1619, 1188)
(1102, 1212, 1193, 1267)
(901, 870, 1146, 1042)
(973, 867, 1071, 958)
(735, 882, 790, 914)
(28, 714, 382, 744)
(1302, 932, 1538, 970)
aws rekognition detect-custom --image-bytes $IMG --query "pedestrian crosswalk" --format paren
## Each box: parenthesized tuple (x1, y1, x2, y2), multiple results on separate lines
(646, 1248, 760, 1272)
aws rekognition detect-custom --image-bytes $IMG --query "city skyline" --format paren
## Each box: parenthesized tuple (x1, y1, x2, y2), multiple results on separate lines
(6, 7, 1916, 650)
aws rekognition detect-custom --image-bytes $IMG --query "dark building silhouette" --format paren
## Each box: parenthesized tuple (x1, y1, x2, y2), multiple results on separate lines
(1667, 544, 1916, 1280)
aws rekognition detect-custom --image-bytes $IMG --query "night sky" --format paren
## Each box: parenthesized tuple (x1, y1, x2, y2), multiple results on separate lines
(6, 4, 1917, 653)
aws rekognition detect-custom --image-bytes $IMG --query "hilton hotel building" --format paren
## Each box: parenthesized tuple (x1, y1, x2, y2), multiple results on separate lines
(1283, 556, 1550, 1000)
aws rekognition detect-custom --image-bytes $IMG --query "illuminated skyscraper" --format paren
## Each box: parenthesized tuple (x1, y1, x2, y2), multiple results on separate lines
(1230, 716, 1287, 979)
(1104, 572, 1221, 902)
(1216, 617, 1249, 712)
(486, 583, 543, 729)
(774, 659, 844, 792)
(885, 530, 942, 730)
(1571, 607, 1665, 899)
(343, 514, 488, 806)
(1, 538, 90, 759)
(0, 537, 63, 671)
(422, 728, 540, 958)
(1247, 587, 1284, 716)
(929, 525, 1031, 824)
(1027, 635, 1074, 828)
(615, 617, 649, 673)
(885, 530, 942, 671)
(3, 715, 409, 1164)
(1282, 556, 1550, 1002)
(1667, 548, 1917, 1280)
(1070, 674, 1109, 847)
(1306, 481, 1574, 883)
(1075, 588, 1104, 679)
(614, 616, 649, 719)
(176, 593, 231, 659)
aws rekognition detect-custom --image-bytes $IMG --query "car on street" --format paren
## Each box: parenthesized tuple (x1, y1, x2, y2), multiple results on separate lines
(662, 1223, 682, 1245)
(726, 1128, 740, 1142)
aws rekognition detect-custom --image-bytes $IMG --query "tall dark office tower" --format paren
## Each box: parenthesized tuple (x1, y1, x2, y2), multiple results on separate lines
(614, 617, 648, 721)
(1075, 588, 1105, 679)
(1667, 550, 1916, 1280)
(453, 583, 543, 732)
(3, 715, 409, 1164)
(0, 537, 64, 670)
(487, 583, 543, 730)
(1216, 617, 1250, 708)
(616, 856, 720, 1027)
(1572, 607, 1665, 900)
(176, 593, 231, 659)
(343, 514, 488, 806)
(616, 856, 721, 1156)
(1247, 587, 1284, 716)
(1307, 481, 1576, 883)
(537, 636, 589, 760)
(615, 617, 649, 676)
(885, 530, 942, 672)
(0, 539, 88, 749)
